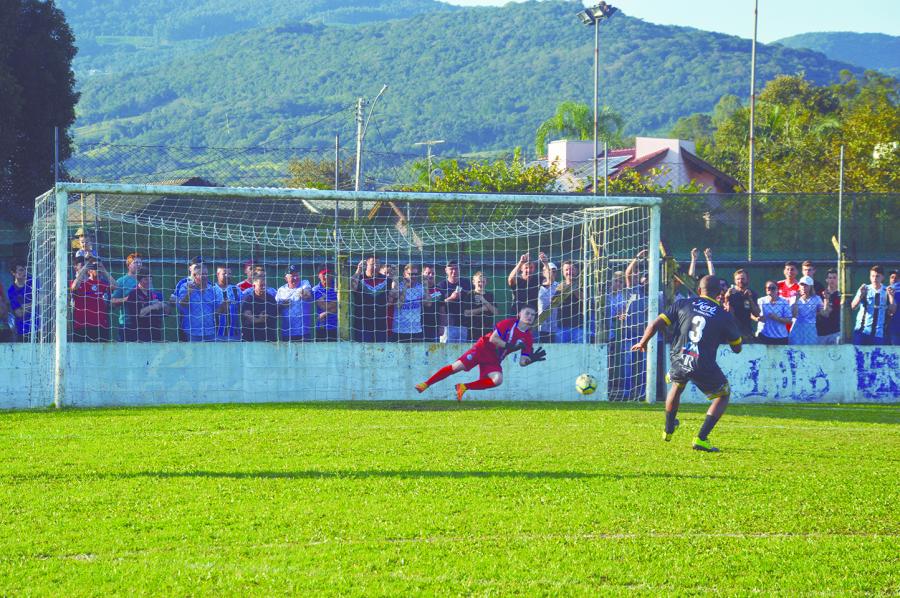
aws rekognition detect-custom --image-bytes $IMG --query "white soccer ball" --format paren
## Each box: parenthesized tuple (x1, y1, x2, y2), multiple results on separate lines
(575, 373, 597, 396)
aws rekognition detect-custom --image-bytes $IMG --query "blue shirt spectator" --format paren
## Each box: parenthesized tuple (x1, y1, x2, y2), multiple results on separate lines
(756, 281, 793, 345)
(214, 266, 242, 341)
(176, 263, 225, 341)
(7, 263, 39, 338)
(276, 266, 314, 340)
(851, 266, 895, 345)
(312, 268, 338, 339)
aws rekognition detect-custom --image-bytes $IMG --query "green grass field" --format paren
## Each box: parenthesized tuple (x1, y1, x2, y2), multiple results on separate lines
(1, 402, 897, 595)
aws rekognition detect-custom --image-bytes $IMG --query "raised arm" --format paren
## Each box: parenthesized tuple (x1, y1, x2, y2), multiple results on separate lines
(625, 249, 647, 288)
(704, 248, 715, 277)
(508, 254, 528, 287)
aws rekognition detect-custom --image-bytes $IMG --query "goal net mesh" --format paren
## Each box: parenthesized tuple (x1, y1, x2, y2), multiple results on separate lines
(28, 187, 653, 402)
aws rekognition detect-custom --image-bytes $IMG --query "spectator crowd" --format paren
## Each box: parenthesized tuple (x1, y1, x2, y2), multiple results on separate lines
(2, 236, 898, 351)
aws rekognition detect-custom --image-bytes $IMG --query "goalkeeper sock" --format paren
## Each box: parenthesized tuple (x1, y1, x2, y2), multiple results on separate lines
(424, 365, 455, 387)
(665, 410, 678, 434)
(464, 377, 497, 391)
(697, 414, 721, 441)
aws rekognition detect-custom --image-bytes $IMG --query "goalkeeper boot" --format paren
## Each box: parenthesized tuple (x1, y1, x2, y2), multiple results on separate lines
(415, 382, 428, 394)
(663, 418, 680, 442)
(455, 383, 467, 402)
(692, 437, 720, 453)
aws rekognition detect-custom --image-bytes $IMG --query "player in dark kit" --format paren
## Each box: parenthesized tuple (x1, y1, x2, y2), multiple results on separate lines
(632, 275, 743, 452)
(416, 305, 547, 401)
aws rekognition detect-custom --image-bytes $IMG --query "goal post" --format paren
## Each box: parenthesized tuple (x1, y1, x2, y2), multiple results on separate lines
(30, 183, 661, 407)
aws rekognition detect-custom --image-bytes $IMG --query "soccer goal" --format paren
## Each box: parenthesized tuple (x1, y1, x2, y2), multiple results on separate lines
(26, 183, 660, 407)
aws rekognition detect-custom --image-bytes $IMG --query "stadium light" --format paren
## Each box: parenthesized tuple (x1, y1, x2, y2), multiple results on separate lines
(576, 2, 617, 196)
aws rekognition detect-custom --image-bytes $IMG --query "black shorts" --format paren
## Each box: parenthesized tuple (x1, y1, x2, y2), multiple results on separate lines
(667, 360, 730, 399)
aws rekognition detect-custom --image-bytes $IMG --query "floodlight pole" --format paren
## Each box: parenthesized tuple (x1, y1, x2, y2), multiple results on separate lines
(593, 15, 600, 196)
(747, 0, 758, 262)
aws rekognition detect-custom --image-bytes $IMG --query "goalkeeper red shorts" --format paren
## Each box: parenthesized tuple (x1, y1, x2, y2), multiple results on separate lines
(458, 344, 502, 378)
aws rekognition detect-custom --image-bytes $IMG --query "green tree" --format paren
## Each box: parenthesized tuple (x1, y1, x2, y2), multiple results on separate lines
(668, 113, 714, 155)
(404, 149, 560, 194)
(286, 156, 354, 190)
(534, 101, 623, 157)
(0, 0, 78, 223)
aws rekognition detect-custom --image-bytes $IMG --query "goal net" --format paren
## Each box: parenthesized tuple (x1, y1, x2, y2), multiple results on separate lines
(27, 184, 660, 407)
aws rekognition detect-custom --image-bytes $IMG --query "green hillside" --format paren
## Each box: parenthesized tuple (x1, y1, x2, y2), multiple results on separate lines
(776, 32, 900, 78)
(69, 0, 863, 177)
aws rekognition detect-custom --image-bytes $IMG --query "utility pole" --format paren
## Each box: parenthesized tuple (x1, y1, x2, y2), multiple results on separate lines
(413, 140, 445, 191)
(747, 0, 759, 262)
(334, 134, 340, 191)
(353, 85, 388, 220)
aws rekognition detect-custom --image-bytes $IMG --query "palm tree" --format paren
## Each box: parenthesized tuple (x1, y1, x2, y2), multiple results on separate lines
(534, 101, 624, 157)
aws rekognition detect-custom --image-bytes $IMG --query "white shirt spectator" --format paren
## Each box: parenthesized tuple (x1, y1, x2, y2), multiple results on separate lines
(757, 295, 791, 339)
(394, 282, 425, 334)
(538, 281, 559, 334)
(276, 280, 314, 338)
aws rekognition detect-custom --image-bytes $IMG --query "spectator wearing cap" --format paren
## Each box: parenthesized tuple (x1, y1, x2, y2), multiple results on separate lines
(177, 261, 227, 342)
(421, 264, 443, 343)
(72, 229, 99, 263)
(556, 261, 585, 344)
(789, 276, 829, 345)
(276, 265, 314, 342)
(537, 261, 559, 342)
(723, 269, 760, 343)
(437, 260, 472, 343)
(215, 265, 242, 341)
(7, 261, 38, 342)
(312, 268, 338, 341)
(754, 280, 792, 345)
(507, 252, 547, 315)
(123, 269, 168, 342)
(351, 255, 390, 342)
(70, 256, 117, 342)
(851, 265, 895, 345)
(242, 272, 279, 342)
(888, 270, 900, 346)
(389, 263, 432, 342)
(110, 252, 144, 340)
(464, 270, 498, 340)
(817, 269, 841, 345)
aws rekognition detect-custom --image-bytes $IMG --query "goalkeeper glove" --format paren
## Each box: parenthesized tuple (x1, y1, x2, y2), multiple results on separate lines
(508, 338, 526, 352)
(529, 346, 547, 363)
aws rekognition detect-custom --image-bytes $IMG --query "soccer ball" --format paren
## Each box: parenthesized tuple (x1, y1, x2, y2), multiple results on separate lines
(575, 373, 597, 396)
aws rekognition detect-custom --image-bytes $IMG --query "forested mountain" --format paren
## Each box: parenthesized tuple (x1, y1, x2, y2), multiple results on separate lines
(776, 32, 900, 78)
(68, 0, 862, 162)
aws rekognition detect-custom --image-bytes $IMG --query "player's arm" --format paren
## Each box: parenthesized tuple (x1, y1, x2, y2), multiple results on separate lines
(631, 314, 668, 352)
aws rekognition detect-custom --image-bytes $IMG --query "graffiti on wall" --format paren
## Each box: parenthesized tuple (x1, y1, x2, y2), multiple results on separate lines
(855, 348, 900, 400)
(736, 348, 832, 402)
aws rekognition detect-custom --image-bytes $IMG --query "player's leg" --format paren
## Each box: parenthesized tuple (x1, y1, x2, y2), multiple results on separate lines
(692, 372, 731, 452)
(663, 375, 685, 441)
(416, 359, 466, 393)
(455, 370, 502, 401)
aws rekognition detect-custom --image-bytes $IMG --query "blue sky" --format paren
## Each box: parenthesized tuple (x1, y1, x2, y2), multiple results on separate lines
(444, 0, 900, 43)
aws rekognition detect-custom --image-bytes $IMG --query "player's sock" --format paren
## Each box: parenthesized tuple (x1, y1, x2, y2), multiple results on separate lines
(697, 414, 721, 441)
(464, 377, 497, 391)
(665, 411, 678, 434)
(424, 365, 454, 387)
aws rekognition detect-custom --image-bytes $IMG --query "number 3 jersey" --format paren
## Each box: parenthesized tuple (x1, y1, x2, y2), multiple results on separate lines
(661, 296, 742, 377)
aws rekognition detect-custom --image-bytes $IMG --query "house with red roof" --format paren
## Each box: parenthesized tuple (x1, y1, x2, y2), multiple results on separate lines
(543, 137, 741, 193)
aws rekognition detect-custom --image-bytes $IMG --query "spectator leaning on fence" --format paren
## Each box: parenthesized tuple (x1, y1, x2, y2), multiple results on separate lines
(508, 252, 546, 315)
(537, 262, 559, 342)
(389, 263, 432, 342)
(556, 260, 585, 344)
(242, 272, 279, 342)
(311, 268, 338, 341)
(789, 276, 829, 345)
(351, 256, 390, 343)
(110, 252, 144, 340)
(755, 280, 792, 345)
(437, 260, 471, 343)
(421, 264, 443, 343)
(177, 260, 227, 342)
(817, 269, 841, 345)
(8, 261, 38, 342)
(851, 265, 895, 346)
(214, 265, 242, 342)
(123, 269, 168, 342)
(465, 270, 499, 340)
(723, 269, 760, 343)
(276, 265, 314, 342)
(70, 257, 117, 343)
(889, 271, 900, 346)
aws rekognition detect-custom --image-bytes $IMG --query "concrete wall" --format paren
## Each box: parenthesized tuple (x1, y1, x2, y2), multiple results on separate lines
(0, 343, 607, 409)
(1, 343, 896, 409)
(680, 344, 900, 403)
